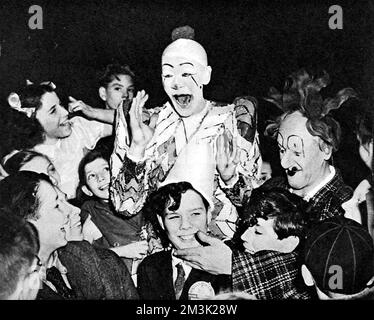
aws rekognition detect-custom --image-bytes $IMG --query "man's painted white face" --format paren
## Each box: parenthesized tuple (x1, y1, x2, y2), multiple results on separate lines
(162, 56, 210, 118)
(277, 111, 330, 196)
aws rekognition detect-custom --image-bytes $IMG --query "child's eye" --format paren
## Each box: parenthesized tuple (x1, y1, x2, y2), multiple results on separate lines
(87, 174, 96, 181)
(294, 152, 301, 157)
(279, 148, 285, 154)
(104, 166, 110, 172)
(182, 73, 192, 77)
(254, 230, 262, 235)
(192, 212, 201, 216)
(162, 74, 173, 79)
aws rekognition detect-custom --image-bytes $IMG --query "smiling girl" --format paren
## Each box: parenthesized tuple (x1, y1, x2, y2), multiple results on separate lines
(6, 82, 113, 199)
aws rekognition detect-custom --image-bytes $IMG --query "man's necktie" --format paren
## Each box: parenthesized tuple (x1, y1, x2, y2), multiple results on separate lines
(174, 262, 186, 300)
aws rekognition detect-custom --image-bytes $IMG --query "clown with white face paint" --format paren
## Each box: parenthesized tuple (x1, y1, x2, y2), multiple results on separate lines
(161, 38, 211, 118)
(111, 27, 262, 239)
(264, 69, 356, 221)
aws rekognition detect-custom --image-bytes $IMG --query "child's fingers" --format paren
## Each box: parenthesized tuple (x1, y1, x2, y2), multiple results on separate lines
(68, 103, 82, 113)
(69, 96, 77, 102)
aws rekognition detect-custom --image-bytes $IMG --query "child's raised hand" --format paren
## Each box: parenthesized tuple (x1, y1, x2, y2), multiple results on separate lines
(68, 96, 95, 118)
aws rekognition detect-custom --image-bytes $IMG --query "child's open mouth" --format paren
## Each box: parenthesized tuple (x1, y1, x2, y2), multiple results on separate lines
(99, 183, 109, 191)
(174, 94, 192, 107)
(60, 119, 71, 128)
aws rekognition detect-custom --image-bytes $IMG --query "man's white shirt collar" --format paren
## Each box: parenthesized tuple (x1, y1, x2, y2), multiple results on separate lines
(299, 165, 336, 202)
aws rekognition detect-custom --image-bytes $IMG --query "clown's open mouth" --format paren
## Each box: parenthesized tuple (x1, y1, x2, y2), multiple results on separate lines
(174, 94, 192, 107)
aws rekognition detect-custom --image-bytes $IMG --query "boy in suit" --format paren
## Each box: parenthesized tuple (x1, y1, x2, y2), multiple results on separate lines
(137, 142, 231, 300)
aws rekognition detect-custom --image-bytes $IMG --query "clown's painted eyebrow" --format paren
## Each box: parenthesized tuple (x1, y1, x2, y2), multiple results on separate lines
(162, 63, 174, 68)
(180, 62, 194, 67)
(287, 135, 305, 157)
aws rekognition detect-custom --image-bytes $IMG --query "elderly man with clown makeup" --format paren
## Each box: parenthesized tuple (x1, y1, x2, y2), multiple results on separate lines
(110, 26, 262, 240)
(263, 70, 357, 221)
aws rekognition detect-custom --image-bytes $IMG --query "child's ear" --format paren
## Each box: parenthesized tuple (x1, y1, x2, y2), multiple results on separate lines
(81, 185, 93, 197)
(279, 235, 299, 253)
(301, 265, 315, 287)
(157, 215, 165, 230)
(99, 87, 107, 101)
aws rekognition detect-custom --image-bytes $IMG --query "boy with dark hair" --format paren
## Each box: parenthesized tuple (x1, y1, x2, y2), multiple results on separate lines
(137, 141, 231, 300)
(95, 63, 136, 159)
(0, 211, 41, 300)
(137, 181, 230, 300)
(302, 216, 374, 299)
(230, 187, 313, 299)
(98, 63, 136, 111)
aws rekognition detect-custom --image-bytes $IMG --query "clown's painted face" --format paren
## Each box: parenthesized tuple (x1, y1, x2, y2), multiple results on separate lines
(161, 40, 211, 117)
(277, 111, 331, 197)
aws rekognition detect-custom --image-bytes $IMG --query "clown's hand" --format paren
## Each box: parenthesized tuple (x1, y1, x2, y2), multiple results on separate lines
(128, 90, 154, 159)
(173, 231, 232, 275)
(216, 129, 240, 184)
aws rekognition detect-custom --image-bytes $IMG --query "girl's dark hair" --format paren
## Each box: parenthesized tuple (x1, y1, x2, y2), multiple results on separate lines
(143, 182, 209, 248)
(233, 187, 317, 251)
(0, 171, 52, 221)
(0, 108, 44, 161)
(98, 63, 136, 88)
(3, 150, 51, 175)
(76, 150, 109, 204)
(1, 83, 56, 160)
(20, 83, 55, 115)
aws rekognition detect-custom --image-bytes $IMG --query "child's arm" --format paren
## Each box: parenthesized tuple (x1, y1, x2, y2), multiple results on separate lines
(68, 96, 115, 124)
(110, 240, 148, 259)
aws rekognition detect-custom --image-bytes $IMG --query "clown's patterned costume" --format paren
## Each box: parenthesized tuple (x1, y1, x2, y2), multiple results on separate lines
(110, 100, 262, 239)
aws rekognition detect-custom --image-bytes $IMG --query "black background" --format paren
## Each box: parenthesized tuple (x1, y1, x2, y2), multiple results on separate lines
(0, 0, 372, 187)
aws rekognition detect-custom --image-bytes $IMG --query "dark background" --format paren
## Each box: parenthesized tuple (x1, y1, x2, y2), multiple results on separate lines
(0, 0, 373, 187)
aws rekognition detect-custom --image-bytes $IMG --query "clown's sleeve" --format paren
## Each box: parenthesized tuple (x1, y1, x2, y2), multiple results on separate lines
(218, 104, 262, 206)
(110, 106, 130, 178)
(109, 153, 150, 217)
(109, 106, 147, 217)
